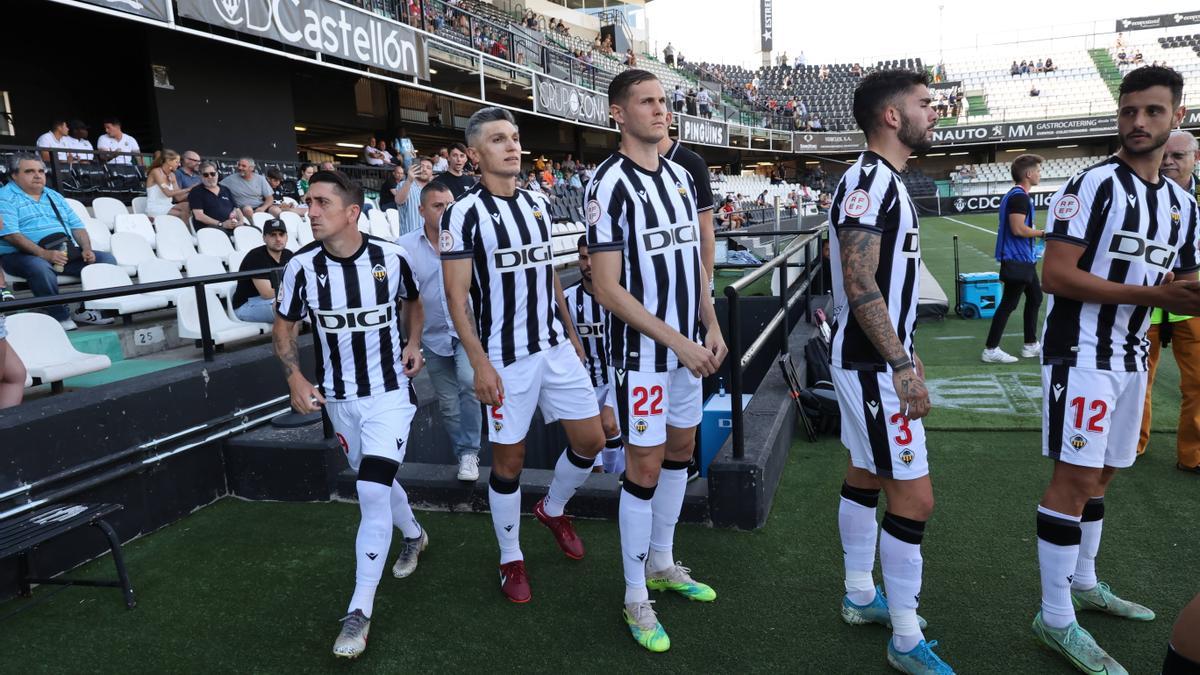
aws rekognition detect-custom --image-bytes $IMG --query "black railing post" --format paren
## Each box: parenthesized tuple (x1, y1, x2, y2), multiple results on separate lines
(778, 243, 789, 355)
(723, 285, 744, 459)
(804, 238, 813, 323)
(194, 286, 215, 362)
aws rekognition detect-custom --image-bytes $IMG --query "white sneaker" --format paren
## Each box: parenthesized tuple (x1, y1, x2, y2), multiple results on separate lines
(457, 453, 480, 481)
(1021, 342, 1042, 358)
(59, 318, 78, 331)
(981, 347, 1018, 364)
(72, 309, 115, 326)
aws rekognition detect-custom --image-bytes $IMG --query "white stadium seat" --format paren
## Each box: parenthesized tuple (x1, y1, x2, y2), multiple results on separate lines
(154, 214, 195, 241)
(156, 228, 199, 266)
(232, 226, 263, 253)
(113, 213, 157, 248)
(297, 218, 315, 246)
(65, 197, 90, 222)
(384, 209, 400, 234)
(185, 254, 236, 299)
(196, 228, 236, 266)
(227, 250, 247, 277)
(82, 263, 170, 316)
(131, 196, 148, 214)
(109, 232, 156, 276)
(6, 312, 112, 387)
(91, 197, 128, 229)
(176, 289, 265, 346)
(278, 211, 303, 239)
(83, 218, 111, 252)
(137, 258, 185, 301)
(368, 208, 394, 240)
(251, 212, 274, 230)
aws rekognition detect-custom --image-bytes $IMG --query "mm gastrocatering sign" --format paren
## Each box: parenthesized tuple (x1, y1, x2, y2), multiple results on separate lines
(178, 0, 429, 79)
(931, 115, 1119, 146)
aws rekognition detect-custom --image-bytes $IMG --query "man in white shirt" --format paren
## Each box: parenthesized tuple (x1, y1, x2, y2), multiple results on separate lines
(696, 88, 712, 119)
(66, 120, 94, 163)
(36, 119, 74, 165)
(432, 147, 449, 174)
(96, 118, 140, 165)
(364, 136, 386, 166)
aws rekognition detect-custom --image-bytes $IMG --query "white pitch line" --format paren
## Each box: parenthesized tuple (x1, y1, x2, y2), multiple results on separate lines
(933, 332, 1024, 340)
(942, 216, 997, 236)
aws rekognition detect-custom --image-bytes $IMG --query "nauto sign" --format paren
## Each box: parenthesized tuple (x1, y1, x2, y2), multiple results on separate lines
(947, 192, 1055, 214)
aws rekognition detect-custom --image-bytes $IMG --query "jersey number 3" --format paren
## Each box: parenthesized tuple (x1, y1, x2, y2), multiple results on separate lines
(632, 385, 664, 417)
(890, 413, 912, 446)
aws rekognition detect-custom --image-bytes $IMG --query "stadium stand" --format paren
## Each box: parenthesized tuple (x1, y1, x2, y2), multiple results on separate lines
(950, 155, 1109, 195)
(947, 47, 1114, 123)
(5, 312, 112, 391)
(81, 264, 171, 319)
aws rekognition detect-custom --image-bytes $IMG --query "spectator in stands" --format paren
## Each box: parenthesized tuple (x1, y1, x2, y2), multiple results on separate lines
(377, 139, 398, 166)
(819, 64, 830, 81)
(851, 63, 864, 77)
(1134, 51, 1145, 65)
(669, 84, 686, 114)
(365, 136, 386, 166)
(818, 191, 832, 210)
(1019, 60, 1029, 74)
(232, 219, 294, 324)
(398, 181, 482, 480)
(540, 163, 555, 188)
(432, 143, 474, 199)
(1044, 57, 1055, 72)
(524, 10, 537, 29)
(175, 150, 203, 190)
(1010, 61, 1020, 76)
(66, 120, 94, 163)
(525, 170, 545, 194)
(561, 153, 577, 173)
(1029, 85, 1040, 97)
(0, 154, 117, 330)
(697, 87, 712, 119)
(378, 164, 405, 212)
(664, 41, 675, 67)
(36, 119, 74, 165)
(395, 157, 433, 236)
(625, 49, 638, 67)
(686, 88, 698, 116)
(1117, 50, 1129, 65)
(433, 147, 449, 173)
(1035, 58, 1044, 73)
(221, 157, 279, 220)
(96, 118, 139, 165)
(145, 150, 192, 220)
(190, 161, 243, 235)
(395, 128, 416, 170)
(565, 168, 582, 189)
(265, 168, 305, 216)
(811, 115, 824, 130)
(0, 257, 26, 409)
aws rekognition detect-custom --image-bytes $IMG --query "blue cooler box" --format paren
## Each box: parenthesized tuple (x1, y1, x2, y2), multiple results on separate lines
(957, 272, 1001, 319)
(699, 392, 754, 476)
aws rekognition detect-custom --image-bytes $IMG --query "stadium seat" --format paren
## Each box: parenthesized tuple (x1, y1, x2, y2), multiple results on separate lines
(185, 254, 236, 299)
(196, 228, 236, 266)
(175, 289, 265, 346)
(65, 197, 90, 222)
(154, 214, 195, 241)
(109, 232, 156, 276)
(232, 226, 262, 253)
(297, 218, 315, 246)
(251, 212, 274, 230)
(368, 209, 393, 240)
(131, 196, 148, 215)
(384, 209, 400, 235)
(113, 214, 156, 248)
(82, 263, 170, 316)
(91, 197, 128, 229)
(278, 211, 303, 239)
(136, 258, 185, 301)
(5, 312, 112, 389)
(83, 218, 112, 252)
(357, 212, 371, 233)
(227, 250, 247, 277)
(156, 228, 199, 266)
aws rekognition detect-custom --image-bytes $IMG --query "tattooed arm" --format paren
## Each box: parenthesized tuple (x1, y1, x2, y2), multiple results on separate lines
(839, 229, 930, 419)
(273, 316, 324, 413)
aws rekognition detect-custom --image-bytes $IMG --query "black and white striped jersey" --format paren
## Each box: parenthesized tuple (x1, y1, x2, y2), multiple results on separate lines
(828, 150, 922, 371)
(276, 236, 420, 401)
(585, 152, 704, 373)
(564, 281, 610, 387)
(439, 183, 564, 366)
(1042, 156, 1200, 371)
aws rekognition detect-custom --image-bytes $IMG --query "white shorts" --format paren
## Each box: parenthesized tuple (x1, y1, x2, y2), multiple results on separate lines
(487, 342, 599, 445)
(594, 381, 615, 411)
(325, 385, 418, 472)
(614, 367, 703, 447)
(1042, 365, 1146, 469)
(831, 366, 929, 480)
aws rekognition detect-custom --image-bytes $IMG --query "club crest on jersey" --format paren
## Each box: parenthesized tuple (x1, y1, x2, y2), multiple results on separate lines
(843, 189, 871, 218)
(372, 263, 387, 282)
(439, 229, 455, 252)
(532, 208, 543, 220)
(1172, 205, 1182, 225)
(676, 182, 687, 197)
(633, 418, 649, 434)
(1069, 434, 1088, 450)
(1053, 195, 1081, 220)
(899, 449, 914, 466)
(586, 199, 602, 225)
(493, 418, 504, 431)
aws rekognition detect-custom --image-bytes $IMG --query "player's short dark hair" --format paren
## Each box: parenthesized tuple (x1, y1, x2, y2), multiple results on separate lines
(1119, 65, 1184, 106)
(308, 170, 363, 208)
(608, 68, 659, 105)
(852, 69, 930, 139)
(103, 116, 122, 127)
(450, 142, 468, 154)
(577, 234, 587, 250)
(1010, 153, 1044, 183)
(420, 181, 451, 204)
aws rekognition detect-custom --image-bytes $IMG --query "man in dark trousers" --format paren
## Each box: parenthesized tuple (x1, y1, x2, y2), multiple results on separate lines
(981, 153, 1046, 364)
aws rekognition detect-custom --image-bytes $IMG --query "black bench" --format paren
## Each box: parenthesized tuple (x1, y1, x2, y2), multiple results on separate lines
(0, 503, 135, 609)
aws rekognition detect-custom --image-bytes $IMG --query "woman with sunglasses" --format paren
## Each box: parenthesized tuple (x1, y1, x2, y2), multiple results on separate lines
(187, 161, 244, 236)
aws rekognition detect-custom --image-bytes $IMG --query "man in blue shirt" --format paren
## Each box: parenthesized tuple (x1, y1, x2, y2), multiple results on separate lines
(0, 154, 117, 330)
(982, 153, 1046, 363)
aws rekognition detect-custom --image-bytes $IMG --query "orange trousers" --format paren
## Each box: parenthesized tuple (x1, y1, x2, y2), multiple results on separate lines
(1138, 318, 1200, 467)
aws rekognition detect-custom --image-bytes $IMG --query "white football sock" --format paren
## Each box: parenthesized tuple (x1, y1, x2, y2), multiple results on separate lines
(880, 512, 926, 653)
(543, 448, 594, 517)
(1073, 497, 1104, 591)
(620, 480, 655, 603)
(489, 473, 523, 565)
(649, 462, 688, 571)
(1037, 505, 1082, 629)
(390, 480, 422, 539)
(838, 491, 879, 605)
(348, 480, 394, 618)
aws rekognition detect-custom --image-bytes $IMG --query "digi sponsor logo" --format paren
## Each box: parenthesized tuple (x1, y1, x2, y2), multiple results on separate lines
(1106, 232, 1176, 272)
(494, 242, 552, 271)
(641, 224, 698, 254)
(576, 322, 605, 338)
(314, 302, 394, 333)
